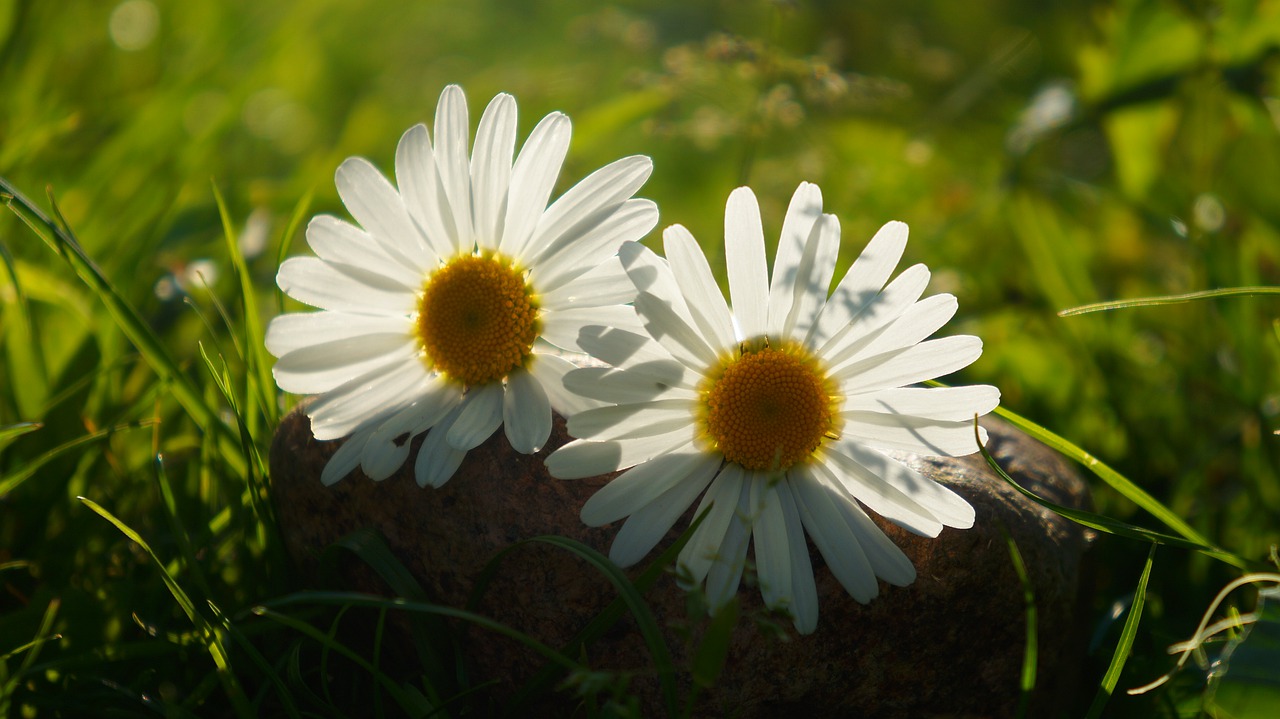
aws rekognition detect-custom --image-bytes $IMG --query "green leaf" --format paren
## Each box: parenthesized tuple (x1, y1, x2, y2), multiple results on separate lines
(1087, 543, 1156, 719)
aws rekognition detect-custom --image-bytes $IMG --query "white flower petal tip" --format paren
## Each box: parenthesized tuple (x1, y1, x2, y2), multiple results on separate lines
(553, 180, 999, 632)
(271, 85, 656, 490)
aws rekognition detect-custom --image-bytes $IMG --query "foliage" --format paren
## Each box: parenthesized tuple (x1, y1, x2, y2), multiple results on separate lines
(2, 0, 1279, 716)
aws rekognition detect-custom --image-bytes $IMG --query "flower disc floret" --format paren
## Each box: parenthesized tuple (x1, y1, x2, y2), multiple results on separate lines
(701, 341, 837, 471)
(416, 253, 540, 386)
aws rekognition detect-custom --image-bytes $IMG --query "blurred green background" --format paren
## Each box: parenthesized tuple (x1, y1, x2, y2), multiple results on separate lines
(2, 0, 1280, 715)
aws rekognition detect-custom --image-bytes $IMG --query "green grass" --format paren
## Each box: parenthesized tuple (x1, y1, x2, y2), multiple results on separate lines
(2, 0, 1280, 716)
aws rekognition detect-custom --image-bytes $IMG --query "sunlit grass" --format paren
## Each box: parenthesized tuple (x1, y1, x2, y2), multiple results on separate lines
(2, 0, 1279, 716)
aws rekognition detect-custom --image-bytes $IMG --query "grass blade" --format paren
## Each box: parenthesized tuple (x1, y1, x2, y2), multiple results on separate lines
(0, 177, 246, 476)
(1003, 528, 1037, 719)
(0, 421, 41, 444)
(989, 405, 1219, 552)
(1059, 286, 1280, 317)
(1086, 543, 1156, 718)
(78, 496, 253, 717)
(973, 418, 1252, 568)
(0, 420, 151, 497)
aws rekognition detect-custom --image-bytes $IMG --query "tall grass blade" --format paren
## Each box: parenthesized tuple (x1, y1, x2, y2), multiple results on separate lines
(500, 509, 708, 711)
(973, 419, 1251, 569)
(989, 406, 1218, 551)
(0, 177, 247, 476)
(0, 420, 151, 497)
(1059, 286, 1280, 317)
(0, 421, 41, 444)
(78, 496, 254, 717)
(255, 591, 582, 673)
(1086, 543, 1155, 719)
(212, 183, 277, 428)
(1003, 529, 1037, 719)
(0, 241, 49, 417)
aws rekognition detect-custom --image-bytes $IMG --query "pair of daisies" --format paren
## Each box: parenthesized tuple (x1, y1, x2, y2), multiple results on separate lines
(266, 86, 999, 634)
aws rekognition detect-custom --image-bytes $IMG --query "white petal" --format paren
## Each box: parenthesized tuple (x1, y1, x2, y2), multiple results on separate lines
(320, 422, 379, 486)
(752, 482, 792, 610)
(503, 367, 552, 454)
(839, 413, 987, 457)
(532, 199, 659, 289)
(781, 215, 840, 341)
(416, 404, 469, 487)
(843, 385, 1001, 422)
(608, 455, 719, 567)
(470, 93, 517, 246)
(664, 225, 736, 349)
(538, 255, 636, 310)
(527, 155, 653, 261)
(539, 305, 645, 354)
(817, 263, 930, 363)
(547, 431, 695, 478)
(396, 123, 457, 257)
(562, 363, 695, 404)
(307, 360, 428, 440)
(567, 399, 694, 442)
(334, 157, 428, 266)
(617, 240, 699, 336)
(704, 479, 752, 611)
(446, 383, 504, 450)
(724, 187, 769, 339)
(361, 378, 463, 481)
(813, 450, 945, 537)
(767, 182, 824, 338)
(830, 293, 957, 369)
(825, 439, 975, 529)
(776, 480, 819, 633)
(677, 464, 745, 588)
(827, 486, 917, 587)
(276, 257, 417, 315)
(265, 311, 412, 357)
(272, 334, 418, 394)
(834, 335, 984, 394)
(791, 467, 879, 603)
(433, 85, 474, 249)
(528, 352, 602, 416)
(580, 447, 710, 526)
(305, 215, 423, 287)
(634, 291, 719, 371)
(499, 111, 570, 256)
(808, 221, 910, 349)
(574, 324, 674, 371)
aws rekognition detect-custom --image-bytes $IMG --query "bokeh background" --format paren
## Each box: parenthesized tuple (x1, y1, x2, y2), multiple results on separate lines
(2, 0, 1279, 715)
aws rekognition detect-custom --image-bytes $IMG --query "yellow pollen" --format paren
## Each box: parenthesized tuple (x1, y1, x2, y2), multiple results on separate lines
(415, 253, 539, 386)
(700, 342, 837, 472)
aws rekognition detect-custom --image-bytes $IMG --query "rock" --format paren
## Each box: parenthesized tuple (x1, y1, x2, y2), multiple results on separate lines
(270, 407, 1094, 718)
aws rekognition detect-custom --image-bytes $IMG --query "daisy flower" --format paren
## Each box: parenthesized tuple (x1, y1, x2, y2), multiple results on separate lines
(266, 85, 657, 488)
(545, 182, 999, 633)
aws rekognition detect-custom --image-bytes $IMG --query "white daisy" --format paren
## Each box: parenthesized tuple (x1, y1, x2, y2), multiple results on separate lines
(266, 85, 658, 488)
(545, 182, 999, 633)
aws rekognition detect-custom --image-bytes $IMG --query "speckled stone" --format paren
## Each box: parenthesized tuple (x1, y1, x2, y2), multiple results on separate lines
(270, 408, 1094, 718)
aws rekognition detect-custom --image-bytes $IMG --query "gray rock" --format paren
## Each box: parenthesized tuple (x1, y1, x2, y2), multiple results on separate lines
(270, 408, 1094, 718)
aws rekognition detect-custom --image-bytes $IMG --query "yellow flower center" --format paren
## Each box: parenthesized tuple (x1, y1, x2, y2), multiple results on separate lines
(415, 253, 540, 386)
(700, 341, 838, 472)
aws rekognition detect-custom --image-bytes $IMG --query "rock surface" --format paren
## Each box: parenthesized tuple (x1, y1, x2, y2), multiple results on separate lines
(270, 407, 1094, 718)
